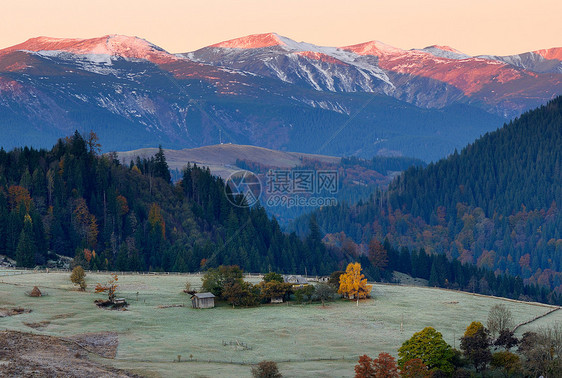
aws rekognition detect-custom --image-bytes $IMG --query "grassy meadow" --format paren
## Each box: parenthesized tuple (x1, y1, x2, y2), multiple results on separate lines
(1, 269, 560, 377)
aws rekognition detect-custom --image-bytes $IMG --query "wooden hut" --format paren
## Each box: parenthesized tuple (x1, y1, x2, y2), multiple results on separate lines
(191, 293, 215, 309)
(283, 275, 309, 289)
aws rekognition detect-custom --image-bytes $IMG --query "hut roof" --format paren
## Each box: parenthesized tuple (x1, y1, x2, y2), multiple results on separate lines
(192, 292, 215, 299)
(283, 275, 309, 284)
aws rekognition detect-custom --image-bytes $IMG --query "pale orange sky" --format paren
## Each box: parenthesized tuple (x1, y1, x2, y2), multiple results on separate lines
(1, 0, 560, 56)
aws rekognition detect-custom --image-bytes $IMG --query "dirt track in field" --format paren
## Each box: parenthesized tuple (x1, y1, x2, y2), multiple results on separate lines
(0, 330, 141, 377)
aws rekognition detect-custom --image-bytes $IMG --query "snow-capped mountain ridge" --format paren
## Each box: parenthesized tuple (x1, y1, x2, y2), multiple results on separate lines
(188, 33, 560, 114)
(0, 32, 560, 161)
(3, 35, 177, 64)
(5, 32, 551, 116)
(479, 48, 562, 73)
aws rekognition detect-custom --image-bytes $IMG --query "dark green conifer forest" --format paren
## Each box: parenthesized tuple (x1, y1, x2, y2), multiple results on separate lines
(293, 96, 562, 295)
(0, 131, 341, 275)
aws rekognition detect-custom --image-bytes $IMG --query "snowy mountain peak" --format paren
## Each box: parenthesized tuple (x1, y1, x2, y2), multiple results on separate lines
(341, 40, 404, 57)
(209, 33, 344, 55)
(429, 45, 462, 53)
(415, 45, 471, 60)
(3, 35, 176, 63)
(210, 33, 286, 49)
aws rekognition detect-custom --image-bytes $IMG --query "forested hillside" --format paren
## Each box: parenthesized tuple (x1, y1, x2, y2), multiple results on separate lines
(0, 132, 342, 275)
(294, 97, 562, 292)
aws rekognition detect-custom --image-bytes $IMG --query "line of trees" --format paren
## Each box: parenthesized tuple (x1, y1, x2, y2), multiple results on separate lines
(355, 306, 562, 376)
(199, 265, 337, 307)
(345, 238, 561, 305)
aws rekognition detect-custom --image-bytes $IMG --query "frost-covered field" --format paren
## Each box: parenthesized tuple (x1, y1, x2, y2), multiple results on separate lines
(1, 270, 560, 377)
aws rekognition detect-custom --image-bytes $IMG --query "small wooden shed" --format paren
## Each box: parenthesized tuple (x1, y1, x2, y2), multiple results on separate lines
(191, 292, 215, 309)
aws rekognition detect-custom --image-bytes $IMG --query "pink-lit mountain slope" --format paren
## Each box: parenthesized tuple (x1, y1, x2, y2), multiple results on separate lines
(188, 33, 562, 117)
(0, 33, 558, 162)
(1, 35, 177, 64)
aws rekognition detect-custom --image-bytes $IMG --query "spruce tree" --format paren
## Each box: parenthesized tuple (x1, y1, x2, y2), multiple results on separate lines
(16, 214, 36, 268)
(154, 145, 171, 183)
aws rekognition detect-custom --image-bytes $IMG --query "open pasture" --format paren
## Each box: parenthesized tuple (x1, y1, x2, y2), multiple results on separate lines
(1, 270, 560, 377)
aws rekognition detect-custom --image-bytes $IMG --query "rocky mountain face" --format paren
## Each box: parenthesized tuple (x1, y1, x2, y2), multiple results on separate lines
(0, 34, 559, 161)
(188, 33, 561, 117)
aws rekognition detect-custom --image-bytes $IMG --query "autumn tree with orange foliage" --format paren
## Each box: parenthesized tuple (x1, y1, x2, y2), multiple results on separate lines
(116, 195, 129, 217)
(355, 353, 399, 378)
(7, 185, 32, 211)
(338, 262, 372, 305)
(373, 352, 399, 377)
(95, 273, 119, 303)
(70, 266, 87, 291)
(354, 354, 375, 378)
(368, 238, 388, 270)
(460, 321, 491, 372)
(73, 198, 99, 248)
(400, 358, 430, 378)
(86, 131, 102, 156)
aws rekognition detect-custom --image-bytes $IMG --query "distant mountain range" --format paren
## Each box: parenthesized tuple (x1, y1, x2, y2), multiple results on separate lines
(187, 33, 561, 115)
(0, 33, 560, 161)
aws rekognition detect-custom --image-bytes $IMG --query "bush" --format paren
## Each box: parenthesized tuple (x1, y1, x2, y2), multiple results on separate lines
(251, 360, 282, 378)
(313, 283, 336, 306)
(491, 351, 521, 376)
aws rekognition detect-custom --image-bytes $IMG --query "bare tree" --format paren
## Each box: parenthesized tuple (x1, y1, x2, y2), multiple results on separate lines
(487, 304, 513, 339)
(519, 323, 562, 376)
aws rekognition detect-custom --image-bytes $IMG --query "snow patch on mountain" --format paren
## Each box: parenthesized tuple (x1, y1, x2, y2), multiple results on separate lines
(414, 45, 471, 60)
(5, 35, 177, 65)
(295, 51, 348, 66)
(292, 97, 350, 114)
(479, 50, 562, 74)
(342, 40, 405, 58)
(210, 33, 285, 49)
(189, 34, 394, 90)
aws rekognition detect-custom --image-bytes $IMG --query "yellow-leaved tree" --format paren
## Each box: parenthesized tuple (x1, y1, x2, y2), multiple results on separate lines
(338, 262, 372, 305)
